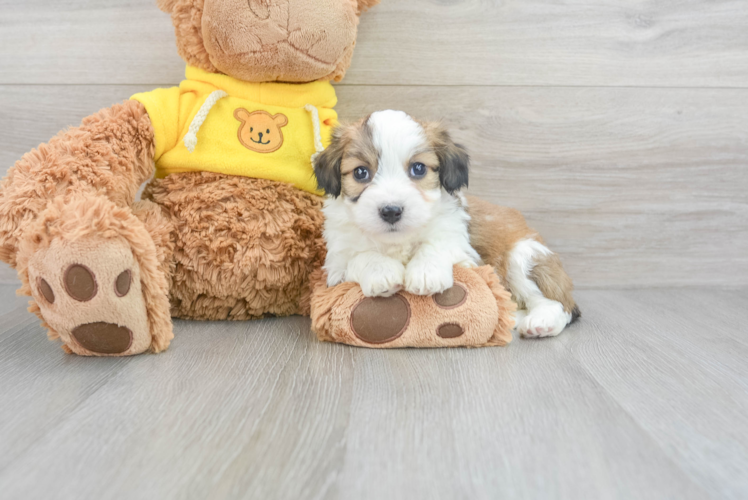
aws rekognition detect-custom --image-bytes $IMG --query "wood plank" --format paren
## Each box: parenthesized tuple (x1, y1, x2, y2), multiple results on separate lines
(350, 0, 748, 87)
(333, 330, 709, 500)
(561, 289, 748, 499)
(0, 288, 728, 500)
(0, 284, 29, 316)
(0, 0, 183, 85)
(0, 317, 359, 500)
(334, 85, 748, 288)
(1, 85, 746, 287)
(1, 0, 748, 87)
(0, 307, 131, 472)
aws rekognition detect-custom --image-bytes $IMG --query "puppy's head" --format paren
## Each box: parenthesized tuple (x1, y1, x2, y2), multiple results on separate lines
(314, 110, 469, 239)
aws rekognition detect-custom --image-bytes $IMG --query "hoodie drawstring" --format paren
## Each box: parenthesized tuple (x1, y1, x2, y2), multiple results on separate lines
(184, 90, 228, 153)
(304, 104, 325, 164)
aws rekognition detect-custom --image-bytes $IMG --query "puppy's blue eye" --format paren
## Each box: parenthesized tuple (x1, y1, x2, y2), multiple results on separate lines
(410, 162, 427, 178)
(353, 166, 370, 182)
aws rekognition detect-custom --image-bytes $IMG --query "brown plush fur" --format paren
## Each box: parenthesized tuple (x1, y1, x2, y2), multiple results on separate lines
(0, 100, 155, 267)
(168, 0, 217, 74)
(0, 100, 160, 355)
(16, 195, 174, 354)
(0, 0, 381, 354)
(2, 100, 326, 352)
(157, 0, 180, 12)
(132, 200, 178, 293)
(159, 0, 380, 83)
(474, 266, 520, 345)
(467, 195, 578, 315)
(356, 0, 380, 13)
(310, 266, 516, 348)
(7, 0, 542, 357)
(142, 172, 325, 320)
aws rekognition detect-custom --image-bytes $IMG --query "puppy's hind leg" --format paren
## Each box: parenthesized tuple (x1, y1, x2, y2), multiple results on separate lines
(507, 239, 580, 338)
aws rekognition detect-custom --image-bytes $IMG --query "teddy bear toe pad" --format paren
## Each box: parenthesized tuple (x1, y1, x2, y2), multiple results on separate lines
(433, 284, 468, 309)
(351, 295, 411, 344)
(63, 264, 98, 302)
(29, 237, 151, 356)
(436, 323, 465, 339)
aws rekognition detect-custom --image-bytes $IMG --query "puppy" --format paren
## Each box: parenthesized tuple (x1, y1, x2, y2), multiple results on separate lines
(313, 110, 479, 298)
(315, 110, 580, 338)
(466, 196, 580, 337)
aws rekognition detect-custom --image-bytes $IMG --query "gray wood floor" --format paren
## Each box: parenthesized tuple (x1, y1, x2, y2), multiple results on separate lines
(1, 286, 747, 499)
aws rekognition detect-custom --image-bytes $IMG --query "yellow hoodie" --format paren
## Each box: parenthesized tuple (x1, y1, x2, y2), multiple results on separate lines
(131, 66, 338, 194)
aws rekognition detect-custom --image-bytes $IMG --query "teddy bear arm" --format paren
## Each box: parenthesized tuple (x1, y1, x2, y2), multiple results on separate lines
(0, 100, 156, 267)
(310, 266, 516, 348)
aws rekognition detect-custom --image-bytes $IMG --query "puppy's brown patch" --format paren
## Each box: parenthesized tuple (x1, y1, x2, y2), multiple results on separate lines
(318, 115, 465, 202)
(407, 151, 440, 192)
(529, 252, 577, 314)
(315, 117, 381, 200)
(340, 119, 379, 200)
(420, 121, 448, 149)
(467, 195, 578, 315)
(419, 121, 470, 194)
(467, 196, 536, 281)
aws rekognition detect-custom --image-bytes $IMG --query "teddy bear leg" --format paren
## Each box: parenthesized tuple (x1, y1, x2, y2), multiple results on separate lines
(18, 196, 174, 356)
(143, 173, 325, 320)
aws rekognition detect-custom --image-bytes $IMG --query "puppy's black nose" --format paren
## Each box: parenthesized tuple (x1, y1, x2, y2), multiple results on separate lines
(379, 205, 403, 224)
(258, 132, 263, 139)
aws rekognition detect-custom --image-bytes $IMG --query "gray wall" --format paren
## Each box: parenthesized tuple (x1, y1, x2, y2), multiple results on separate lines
(2, 0, 746, 287)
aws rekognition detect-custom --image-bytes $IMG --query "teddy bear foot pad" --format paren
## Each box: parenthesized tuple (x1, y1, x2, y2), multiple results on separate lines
(27, 236, 152, 356)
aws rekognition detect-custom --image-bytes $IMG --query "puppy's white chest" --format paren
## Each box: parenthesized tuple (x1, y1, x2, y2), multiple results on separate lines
(381, 241, 419, 265)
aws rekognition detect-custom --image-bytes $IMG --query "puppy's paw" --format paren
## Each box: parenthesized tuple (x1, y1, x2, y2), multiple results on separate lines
(404, 258, 454, 296)
(359, 260, 405, 297)
(518, 300, 571, 338)
(326, 269, 346, 288)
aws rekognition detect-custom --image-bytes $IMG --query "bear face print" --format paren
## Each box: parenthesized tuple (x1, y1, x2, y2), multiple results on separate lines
(234, 109, 289, 153)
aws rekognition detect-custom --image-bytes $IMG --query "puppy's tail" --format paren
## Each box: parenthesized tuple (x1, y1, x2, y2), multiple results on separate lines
(529, 250, 580, 322)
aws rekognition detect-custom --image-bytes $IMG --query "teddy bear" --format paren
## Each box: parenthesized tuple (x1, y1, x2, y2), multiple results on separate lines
(0, 0, 522, 356)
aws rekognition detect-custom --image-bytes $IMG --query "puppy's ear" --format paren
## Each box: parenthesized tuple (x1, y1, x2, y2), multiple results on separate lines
(425, 123, 470, 194)
(313, 126, 349, 197)
(439, 141, 470, 194)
